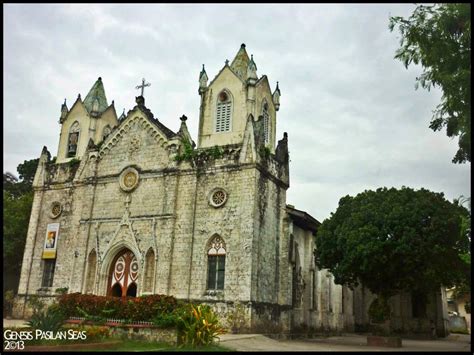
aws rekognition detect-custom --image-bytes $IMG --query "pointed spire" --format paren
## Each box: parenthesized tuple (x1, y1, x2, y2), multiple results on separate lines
(119, 109, 126, 121)
(83, 77, 109, 116)
(199, 64, 208, 91)
(60, 98, 69, 121)
(247, 54, 258, 81)
(273, 81, 281, 111)
(230, 43, 250, 80)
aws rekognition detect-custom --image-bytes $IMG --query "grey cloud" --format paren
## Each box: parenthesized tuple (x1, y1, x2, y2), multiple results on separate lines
(4, 4, 470, 221)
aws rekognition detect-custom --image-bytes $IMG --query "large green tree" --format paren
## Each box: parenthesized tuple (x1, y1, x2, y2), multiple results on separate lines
(315, 187, 470, 302)
(389, 4, 471, 163)
(3, 158, 39, 294)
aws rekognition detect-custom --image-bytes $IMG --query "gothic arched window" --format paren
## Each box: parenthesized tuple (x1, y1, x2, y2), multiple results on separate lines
(262, 101, 270, 145)
(67, 121, 80, 158)
(215, 90, 232, 133)
(207, 235, 226, 290)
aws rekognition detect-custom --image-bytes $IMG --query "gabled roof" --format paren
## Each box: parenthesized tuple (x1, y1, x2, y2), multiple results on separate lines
(286, 205, 321, 233)
(83, 77, 109, 114)
(125, 97, 177, 139)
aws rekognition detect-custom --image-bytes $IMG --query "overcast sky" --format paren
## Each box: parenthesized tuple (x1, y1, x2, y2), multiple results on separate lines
(3, 4, 470, 222)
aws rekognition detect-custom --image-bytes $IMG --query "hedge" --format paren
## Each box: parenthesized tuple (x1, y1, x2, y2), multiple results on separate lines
(57, 293, 178, 322)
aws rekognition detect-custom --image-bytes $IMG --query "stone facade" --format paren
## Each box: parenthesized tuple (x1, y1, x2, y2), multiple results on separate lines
(14, 44, 448, 336)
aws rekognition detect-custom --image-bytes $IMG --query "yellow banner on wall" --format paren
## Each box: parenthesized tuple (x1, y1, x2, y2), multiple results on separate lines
(42, 223, 60, 259)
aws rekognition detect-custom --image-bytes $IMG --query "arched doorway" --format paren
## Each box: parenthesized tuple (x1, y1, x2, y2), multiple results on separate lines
(107, 249, 139, 297)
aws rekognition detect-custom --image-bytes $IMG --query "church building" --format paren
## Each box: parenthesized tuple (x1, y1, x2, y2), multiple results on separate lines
(14, 44, 449, 335)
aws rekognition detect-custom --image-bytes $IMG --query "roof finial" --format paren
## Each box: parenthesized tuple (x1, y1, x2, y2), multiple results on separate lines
(225, 59, 229, 65)
(63, 98, 67, 105)
(241, 43, 246, 48)
(180, 114, 188, 122)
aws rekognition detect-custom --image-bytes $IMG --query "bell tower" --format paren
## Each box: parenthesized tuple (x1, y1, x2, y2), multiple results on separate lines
(197, 44, 281, 151)
(56, 77, 118, 163)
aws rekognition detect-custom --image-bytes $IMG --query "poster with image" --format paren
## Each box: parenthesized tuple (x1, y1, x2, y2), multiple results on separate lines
(42, 223, 60, 259)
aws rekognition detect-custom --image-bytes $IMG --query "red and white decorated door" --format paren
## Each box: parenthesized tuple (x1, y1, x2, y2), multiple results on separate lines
(108, 249, 139, 297)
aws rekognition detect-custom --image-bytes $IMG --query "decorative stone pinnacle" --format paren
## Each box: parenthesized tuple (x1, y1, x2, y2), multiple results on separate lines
(225, 59, 229, 65)
(63, 98, 67, 105)
(180, 115, 188, 122)
(77, 93, 81, 99)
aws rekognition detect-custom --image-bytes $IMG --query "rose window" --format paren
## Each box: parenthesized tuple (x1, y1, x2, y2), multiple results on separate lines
(210, 189, 227, 208)
(119, 167, 140, 192)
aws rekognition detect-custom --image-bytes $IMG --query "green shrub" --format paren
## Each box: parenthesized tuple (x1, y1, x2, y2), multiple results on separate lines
(450, 327, 469, 334)
(177, 304, 226, 348)
(27, 306, 66, 332)
(368, 297, 391, 323)
(152, 312, 180, 328)
(57, 293, 178, 322)
(27, 294, 46, 315)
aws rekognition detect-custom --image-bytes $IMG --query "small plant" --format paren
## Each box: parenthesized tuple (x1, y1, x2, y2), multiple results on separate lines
(55, 287, 68, 295)
(27, 294, 46, 316)
(27, 305, 66, 332)
(177, 304, 226, 348)
(76, 306, 107, 325)
(259, 146, 271, 159)
(174, 139, 196, 162)
(209, 145, 223, 159)
(68, 158, 81, 167)
(152, 312, 180, 328)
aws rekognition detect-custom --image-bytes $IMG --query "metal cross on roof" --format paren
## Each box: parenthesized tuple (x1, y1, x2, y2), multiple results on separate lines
(135, 78, 151, 96)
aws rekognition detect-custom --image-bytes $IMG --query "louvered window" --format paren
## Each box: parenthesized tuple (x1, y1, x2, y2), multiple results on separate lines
(216, 91, 232, 133)
(263, 103, 270, 144)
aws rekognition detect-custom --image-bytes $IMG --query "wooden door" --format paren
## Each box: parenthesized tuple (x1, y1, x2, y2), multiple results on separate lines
(107, 249, 139, 297)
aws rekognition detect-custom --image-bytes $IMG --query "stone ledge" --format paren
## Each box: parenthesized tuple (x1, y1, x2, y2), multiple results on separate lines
(367, 335, 402, 347)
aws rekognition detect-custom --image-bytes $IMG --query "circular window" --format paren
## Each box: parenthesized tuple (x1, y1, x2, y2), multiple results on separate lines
(119, 167, 140, 192)
(51, 202, 62, 218)
(210, 188, 228, 208)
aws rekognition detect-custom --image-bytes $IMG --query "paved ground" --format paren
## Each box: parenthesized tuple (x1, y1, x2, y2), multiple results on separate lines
(218, 333, 471, 352)
(4, 319, 471, 352)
